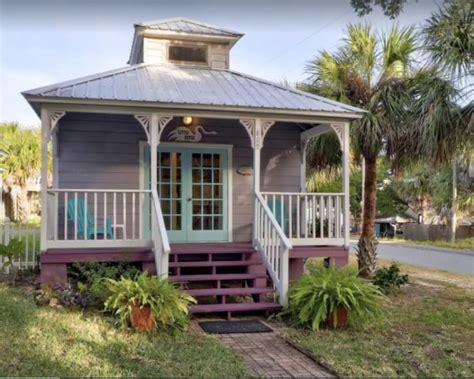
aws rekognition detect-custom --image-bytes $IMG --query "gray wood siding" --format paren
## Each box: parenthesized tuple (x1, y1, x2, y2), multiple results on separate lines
(57, 113, 302, 242)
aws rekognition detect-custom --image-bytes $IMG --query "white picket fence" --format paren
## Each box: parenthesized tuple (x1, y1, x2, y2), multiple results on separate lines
(0, 219, 40, 272)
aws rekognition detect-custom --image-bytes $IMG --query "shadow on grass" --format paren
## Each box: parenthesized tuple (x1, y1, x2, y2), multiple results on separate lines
(0, 283, 248, 377)
(0, 284, 83, 376)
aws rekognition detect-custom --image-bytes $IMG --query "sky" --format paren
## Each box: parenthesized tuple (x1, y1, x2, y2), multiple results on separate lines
(0, 0, 439, 126)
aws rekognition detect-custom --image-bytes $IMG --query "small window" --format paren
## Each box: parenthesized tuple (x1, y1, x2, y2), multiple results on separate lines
(168, 45, 207, 64)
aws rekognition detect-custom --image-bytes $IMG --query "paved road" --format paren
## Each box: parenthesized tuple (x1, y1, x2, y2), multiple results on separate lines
(349, 241, 474, 275)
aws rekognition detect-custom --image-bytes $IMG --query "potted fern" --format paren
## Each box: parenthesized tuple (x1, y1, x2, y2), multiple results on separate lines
(281, 266, 385, 330)
(104, 272, 196, 332)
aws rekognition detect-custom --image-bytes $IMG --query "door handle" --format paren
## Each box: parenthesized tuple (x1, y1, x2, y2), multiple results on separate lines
(187, 198, 192, 202)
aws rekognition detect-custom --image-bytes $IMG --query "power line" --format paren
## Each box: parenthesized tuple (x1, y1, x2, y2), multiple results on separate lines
(264, 8, 352, 66)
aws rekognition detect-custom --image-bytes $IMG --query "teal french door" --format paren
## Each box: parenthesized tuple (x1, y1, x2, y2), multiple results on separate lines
(144, 146, 229, 242)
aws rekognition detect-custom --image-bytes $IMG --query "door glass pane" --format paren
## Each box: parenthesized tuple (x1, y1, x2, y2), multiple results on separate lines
(158, 151, 182, 231)
(203, 154, 212, 167)
(203, 169, 212, 183)
(203, 216, 213, 230)
(191, 152, 224, 232)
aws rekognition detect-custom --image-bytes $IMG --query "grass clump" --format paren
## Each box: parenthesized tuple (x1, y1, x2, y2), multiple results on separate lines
(372, 263, 409, 293)
(68, 261, 142, 305)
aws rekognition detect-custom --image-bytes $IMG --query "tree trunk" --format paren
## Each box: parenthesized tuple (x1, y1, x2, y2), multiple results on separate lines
(357, 156, 378, 278)
(5, 184, 30, 223)
(17, 184, 30, 224)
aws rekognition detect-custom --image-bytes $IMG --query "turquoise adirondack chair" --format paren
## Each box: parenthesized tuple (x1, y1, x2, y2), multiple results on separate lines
(267, 198, 289, 234)
(67, 197, 113, 239)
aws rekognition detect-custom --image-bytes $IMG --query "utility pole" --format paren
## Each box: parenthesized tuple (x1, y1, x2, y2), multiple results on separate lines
(360, 157, 365, 232)
(451, 158, 457, 243)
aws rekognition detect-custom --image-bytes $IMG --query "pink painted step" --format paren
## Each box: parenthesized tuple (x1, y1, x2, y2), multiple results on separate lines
(190, 302, 281, 314)
(170, 243, 255, 255)
(187, 287, 274, 297)
(169, 258, 261, 268)
(170, 273, 267, 282)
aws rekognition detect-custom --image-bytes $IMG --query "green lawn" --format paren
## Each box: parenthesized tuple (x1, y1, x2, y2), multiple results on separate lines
(285, 267, 474, 377)
(0, 283, 248, 377)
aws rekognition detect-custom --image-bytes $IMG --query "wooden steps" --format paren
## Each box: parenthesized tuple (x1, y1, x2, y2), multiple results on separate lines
(170, 273, 267, 282)
(187, 287, 274, 297)
(169, 258, 262, 268)
(190, 302, 281, 314)
(168, 243, 280, 317)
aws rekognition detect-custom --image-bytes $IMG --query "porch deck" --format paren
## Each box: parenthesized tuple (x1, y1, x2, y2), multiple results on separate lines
(41, 243, 348, 316)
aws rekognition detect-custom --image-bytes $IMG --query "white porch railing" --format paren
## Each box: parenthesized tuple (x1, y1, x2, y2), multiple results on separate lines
(151, 190, 171, 276)
(261, 192, 346, 246)
(45, 188, 171, 276)
(46, 189, 152, 249)
(0, 220, 40, 271)
(255, 192, 292, 306)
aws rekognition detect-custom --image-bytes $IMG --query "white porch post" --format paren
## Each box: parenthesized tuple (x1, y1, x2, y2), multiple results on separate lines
(239, 118, 275, 244)
(253, 119, 262, 243)
(138, 113, 173, 276)
(40, 108, 65, 251)
(40, 108, 50, 251)
(300, 140, 307, 192)
(150, 114, 160, 275)
(341, 122, 351, 248)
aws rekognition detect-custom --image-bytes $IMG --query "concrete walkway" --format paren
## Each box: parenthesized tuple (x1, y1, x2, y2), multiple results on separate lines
(195, 321, 334, 378)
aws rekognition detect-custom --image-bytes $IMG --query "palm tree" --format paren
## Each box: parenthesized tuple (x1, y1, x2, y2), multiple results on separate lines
(305, 24, 417, 277)
(0, 123, 42, 223)
(421, 0, 473, 241)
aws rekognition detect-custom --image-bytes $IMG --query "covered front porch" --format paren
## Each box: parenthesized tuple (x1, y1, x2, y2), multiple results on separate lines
(38, 106, 352, 306)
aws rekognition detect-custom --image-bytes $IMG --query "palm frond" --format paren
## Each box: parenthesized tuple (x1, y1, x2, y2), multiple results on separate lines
(406, 68, 466, 165)
(381, 25, 417, 78)
(422, 0, 473, 80)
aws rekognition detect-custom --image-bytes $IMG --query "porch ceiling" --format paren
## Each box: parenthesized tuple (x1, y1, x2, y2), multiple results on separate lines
(23, 64, 364, 121)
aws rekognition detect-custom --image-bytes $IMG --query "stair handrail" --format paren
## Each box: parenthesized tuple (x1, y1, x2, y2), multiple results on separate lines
(254, 191, 292, 306)
(151, 189, 171, 276)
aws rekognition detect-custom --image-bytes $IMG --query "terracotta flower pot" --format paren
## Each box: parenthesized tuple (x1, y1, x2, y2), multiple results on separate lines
(325, 305, 348, 329)
(130, 302, 155, 332)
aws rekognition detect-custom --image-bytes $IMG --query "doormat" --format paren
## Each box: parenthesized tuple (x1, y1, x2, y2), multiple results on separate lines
(199, 320, 273, 334)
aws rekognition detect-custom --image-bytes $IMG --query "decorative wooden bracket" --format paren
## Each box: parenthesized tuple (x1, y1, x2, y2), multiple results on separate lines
(49, 111, 66, 138)
(134, 114, 152, 143)
(330, 123, 344, 147)
(135, 114, 173, 143)
(239, 119, 275, 149)
(157, 115, 173, 141)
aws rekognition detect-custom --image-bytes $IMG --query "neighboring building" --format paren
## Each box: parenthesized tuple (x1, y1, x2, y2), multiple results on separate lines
(375, 215, 413, 238)
(23, 18, 364, 314)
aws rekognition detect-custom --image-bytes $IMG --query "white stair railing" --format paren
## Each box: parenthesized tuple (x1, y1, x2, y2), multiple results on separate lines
(255, 192, 292, 306)
(150, 190, 171, 277)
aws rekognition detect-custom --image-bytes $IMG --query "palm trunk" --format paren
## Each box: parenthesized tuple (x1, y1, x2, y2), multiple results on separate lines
(18, 184, 30, 224)
(357, 156, 378, 278)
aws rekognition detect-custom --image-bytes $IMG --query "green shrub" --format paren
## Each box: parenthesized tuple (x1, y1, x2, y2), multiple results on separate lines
(68, 262, 142, 305)
(372, 263, 409, 293)
(104, 273, 196, 331)
(281, 266, 386, 330)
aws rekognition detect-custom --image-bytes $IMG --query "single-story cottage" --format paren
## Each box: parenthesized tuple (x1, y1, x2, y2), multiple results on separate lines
(23, 18, 364, 315)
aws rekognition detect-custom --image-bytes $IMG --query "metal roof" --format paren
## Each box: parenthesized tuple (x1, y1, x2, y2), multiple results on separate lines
(23, 64, 363, 115)
(136, 17, 243, 37)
